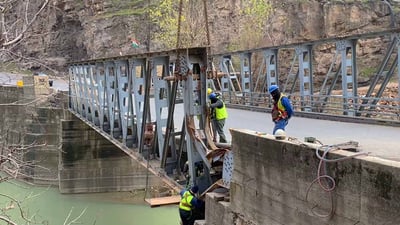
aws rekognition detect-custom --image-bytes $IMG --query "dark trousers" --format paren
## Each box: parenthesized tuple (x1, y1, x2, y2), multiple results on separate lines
(179, 208, 195, 225)
(212, 118, 227, 143)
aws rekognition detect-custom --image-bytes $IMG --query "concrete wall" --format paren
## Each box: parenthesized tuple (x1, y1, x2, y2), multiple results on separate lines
(205, 129, 400, 225)
(0, 86, 24, 103)
(59, 116, 164, 193)
(0, 85, 166, 194)
(0, 101, 64, 184)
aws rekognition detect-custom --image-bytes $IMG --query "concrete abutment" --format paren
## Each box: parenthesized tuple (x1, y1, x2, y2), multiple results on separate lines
(203, 129, 400, 225)
(0, 83, 167, 194)
(59, 115, 164, 193)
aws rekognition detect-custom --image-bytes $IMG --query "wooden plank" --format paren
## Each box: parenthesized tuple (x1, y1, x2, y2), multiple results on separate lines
(145, 195, 181, 207)
(199, 179, 224, 200)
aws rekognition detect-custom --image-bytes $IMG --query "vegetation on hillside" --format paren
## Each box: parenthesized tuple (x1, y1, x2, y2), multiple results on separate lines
(149, 0, 272, 50)
(229, 0, 272, 51)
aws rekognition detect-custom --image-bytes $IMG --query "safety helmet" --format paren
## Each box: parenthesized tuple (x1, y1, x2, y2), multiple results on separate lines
(209, 92, 217, 99)
(207, 88, 213, 95)
(269, 85, 279, 94)
(190, 185, 199, 194)
(274, 129, 286, 140)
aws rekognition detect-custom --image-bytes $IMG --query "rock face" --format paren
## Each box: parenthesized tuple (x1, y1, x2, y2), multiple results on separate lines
(4, 0, 399, 72)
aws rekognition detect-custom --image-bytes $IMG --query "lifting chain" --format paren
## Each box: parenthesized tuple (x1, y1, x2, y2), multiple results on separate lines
(202, 0, 215, 79)
(174, 0, 184, 77)
(173, 0, 212, 79)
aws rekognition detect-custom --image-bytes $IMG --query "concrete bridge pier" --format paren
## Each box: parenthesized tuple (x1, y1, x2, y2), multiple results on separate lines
(59, 114, 165, 194)
(0, 76, 176, 195)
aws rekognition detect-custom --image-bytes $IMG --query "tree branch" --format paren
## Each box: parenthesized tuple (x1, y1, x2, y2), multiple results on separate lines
(0, 48, 59, 74)
(2, 0, 49, 47)
(0, 216, 17, 225)
(0, 193, 33, 223)
(63, 207, 88, 225)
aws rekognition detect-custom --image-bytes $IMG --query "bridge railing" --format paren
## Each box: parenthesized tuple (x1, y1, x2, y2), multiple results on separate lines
(209, 29, 400, 123)
(220, 90, 400, 122)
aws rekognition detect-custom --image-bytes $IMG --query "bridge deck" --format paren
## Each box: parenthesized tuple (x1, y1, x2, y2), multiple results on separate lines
(225, 108, 399, 161)
(28, 74, 400, 164)
(169, 104, 400, 161)
(43, 76, 400, 162)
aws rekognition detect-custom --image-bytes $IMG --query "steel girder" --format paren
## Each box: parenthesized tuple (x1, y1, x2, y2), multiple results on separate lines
(211, 29, 400, 118)
(180, 49, 212, 191)
(151, 56, 175, 165)
(337, 40, 358, 116)
(239, 52, 252, 93)
(68, 47, 213, 191)
(130, 58, 146, 148)
(264, 49, 279, 93)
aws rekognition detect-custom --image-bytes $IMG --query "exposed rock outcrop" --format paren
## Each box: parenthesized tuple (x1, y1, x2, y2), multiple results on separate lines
(2, 0, 399, 75)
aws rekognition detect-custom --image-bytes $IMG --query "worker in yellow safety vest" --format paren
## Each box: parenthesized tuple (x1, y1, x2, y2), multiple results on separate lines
(179, 185, 204, 225)
(207, 88, 228, 143)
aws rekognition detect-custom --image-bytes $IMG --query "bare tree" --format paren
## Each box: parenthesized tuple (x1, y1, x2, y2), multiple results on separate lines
(0, 121, 51, 223)
(0, 101, 86, 224)
(0, 0, 49, 48)
(0, 0, 53, 74)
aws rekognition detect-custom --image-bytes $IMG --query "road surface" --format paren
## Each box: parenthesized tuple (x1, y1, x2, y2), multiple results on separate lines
(171, 104, 399, 161)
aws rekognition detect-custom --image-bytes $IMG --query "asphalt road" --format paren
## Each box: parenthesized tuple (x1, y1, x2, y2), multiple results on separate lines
(0, 72, 69, 91)
(171, 104, 399, 161)
(225, 107, 399, 161)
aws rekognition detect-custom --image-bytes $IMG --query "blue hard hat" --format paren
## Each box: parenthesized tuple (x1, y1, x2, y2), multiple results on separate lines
(209, 93, 217, 99)
(268, 85, 279, 93)
(190, 185, 199, 194)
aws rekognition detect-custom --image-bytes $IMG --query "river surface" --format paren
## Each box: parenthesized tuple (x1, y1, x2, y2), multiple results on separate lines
(0, 181, 180, 225)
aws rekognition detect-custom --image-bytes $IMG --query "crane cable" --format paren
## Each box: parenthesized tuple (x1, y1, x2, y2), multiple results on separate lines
(176, 0, 184, 49)
(144, 0, 185, 201)
(201, 0, 219, 150)
(203, 0, 211, 47)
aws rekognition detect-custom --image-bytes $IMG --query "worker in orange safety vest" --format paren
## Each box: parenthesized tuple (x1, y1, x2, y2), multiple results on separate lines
(268, 85, 294, 135)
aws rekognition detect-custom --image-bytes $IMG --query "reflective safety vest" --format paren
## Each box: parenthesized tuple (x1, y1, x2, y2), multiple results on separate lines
(215, 97, 228, 120)
(179, 191, 194, 211)
(272, 95, 288, 121)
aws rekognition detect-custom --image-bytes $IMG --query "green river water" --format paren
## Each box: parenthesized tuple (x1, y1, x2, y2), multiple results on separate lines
(0, 181, 180, 225)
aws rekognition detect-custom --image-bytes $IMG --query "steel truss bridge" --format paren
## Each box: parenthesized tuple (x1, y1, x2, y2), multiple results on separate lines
(68, 29, 400, 192)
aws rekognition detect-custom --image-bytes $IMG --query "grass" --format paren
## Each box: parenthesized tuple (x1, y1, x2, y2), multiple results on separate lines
(359, 67, 376, 78)
(97, 0, 147, 19)
(99, 8, 146, 19)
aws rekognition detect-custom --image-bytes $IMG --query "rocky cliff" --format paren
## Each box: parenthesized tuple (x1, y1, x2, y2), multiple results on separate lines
(0, 0, 398, 74)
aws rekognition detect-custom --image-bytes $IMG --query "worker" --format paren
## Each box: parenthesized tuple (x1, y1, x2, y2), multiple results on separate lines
(268, 85, 293, 135)
(208, 89, 228, 143)
(179, 185, 204, 225)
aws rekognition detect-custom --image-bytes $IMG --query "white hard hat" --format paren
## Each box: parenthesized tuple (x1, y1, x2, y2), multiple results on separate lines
(274, 129, 286, 140)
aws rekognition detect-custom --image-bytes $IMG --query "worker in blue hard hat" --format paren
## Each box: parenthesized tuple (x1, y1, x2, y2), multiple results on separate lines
(208, 89, 228, 143)
(268, 85, 293, 135)
(179, 185, 204, 225)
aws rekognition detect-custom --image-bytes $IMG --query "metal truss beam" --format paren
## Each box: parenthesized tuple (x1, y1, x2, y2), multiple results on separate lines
(210, 29, 399, 120)
(68, 47, 212, 191)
